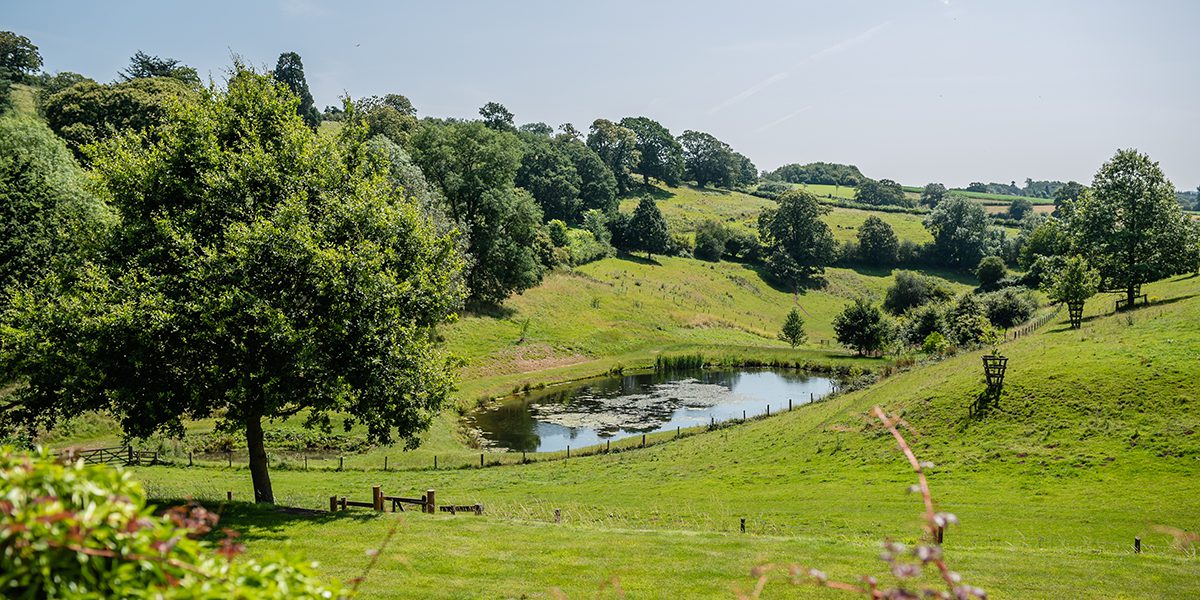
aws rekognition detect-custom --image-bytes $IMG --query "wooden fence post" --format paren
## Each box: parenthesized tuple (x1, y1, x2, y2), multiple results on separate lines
(339, 497, 346, 511)
(474, 503, 483, 516)
(227, 490, 232, 501)
(480, 453, 484, 468)
(384, 456, 388, 471)
(936, 525, 944, 544)
(304, 456, 308, 470)
(566, 446, 570, 458)
(227, 451, 232, 468)
(373, 485, 382, 511)
(434, 455, 438, 469)
(740, 518, 746, 533)
(188, 451, 193, 467)
(641, 434, 646, 447)
(766, 404, 770, 416)
(425, 489, 436, 514)
(330, 496, 338, 513)
(1134, 537, 1141, 554)
(554, 508, 561, 523)
(606, 440, 610, 453)
(788, 398, 792, 411)
(338, 456, 344, 471)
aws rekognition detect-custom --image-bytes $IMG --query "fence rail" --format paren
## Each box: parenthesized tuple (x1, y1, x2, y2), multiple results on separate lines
(328, 485, 484, 517)
(57, 446, 158, 466)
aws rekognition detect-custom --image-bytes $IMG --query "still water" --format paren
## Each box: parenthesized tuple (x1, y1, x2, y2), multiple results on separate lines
(469, 369, 837, 452)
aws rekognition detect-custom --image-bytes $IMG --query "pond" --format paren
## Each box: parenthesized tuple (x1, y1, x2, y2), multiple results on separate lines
(468, 369, 838, 452)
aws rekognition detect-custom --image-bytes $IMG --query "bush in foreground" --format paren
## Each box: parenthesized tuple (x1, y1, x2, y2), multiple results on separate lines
(0, 447, 343, 598)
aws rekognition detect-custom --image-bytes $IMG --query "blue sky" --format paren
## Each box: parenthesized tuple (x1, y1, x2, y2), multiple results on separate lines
(9, 0, 1199, 188)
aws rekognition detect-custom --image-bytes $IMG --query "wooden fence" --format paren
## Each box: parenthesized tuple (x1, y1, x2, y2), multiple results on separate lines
(1007, 305, 1062, 341)
(57, 446, 158, 466)
(328, 485, 483, 517)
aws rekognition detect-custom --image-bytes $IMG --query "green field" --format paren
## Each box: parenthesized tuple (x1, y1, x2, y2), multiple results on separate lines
(125, 273, 1200, 598)
(621, 183, 932, 244)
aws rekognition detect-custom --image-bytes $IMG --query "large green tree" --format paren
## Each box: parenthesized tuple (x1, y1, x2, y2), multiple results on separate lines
(678, 130, 736, 188)
(619, 116, 684, 186)
(43, 76, 196, 157)
(0, 114, 112, 293)
(0, 67, 465, 504)
(411, 120, 544, 304)
(925, 194, 992, 268)
(119, 51, 200, 85)
(757, 189, 836, 288)
(627, 197, 670, 259)
(587, 119, 640, 195)
(1071, 149, 1191, 307)
(920, 182, 947, 208)
(855, 178, 909, 207)
(272, 51, 320, 129)
(560, 138, 617, 215)
(0, 31, 42, 84)
(833, 298, 892, 355)
(856, 215, 898, 265)
(516, 135, 581, 223)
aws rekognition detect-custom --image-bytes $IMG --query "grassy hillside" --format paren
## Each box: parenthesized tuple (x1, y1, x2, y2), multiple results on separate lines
(621, 183, 932, 244)
(129, 273, 1200, 598)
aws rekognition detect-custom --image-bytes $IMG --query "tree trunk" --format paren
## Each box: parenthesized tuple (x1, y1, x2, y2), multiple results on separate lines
(1126, 284, 1136, 310)
(245, 413, 274, 504)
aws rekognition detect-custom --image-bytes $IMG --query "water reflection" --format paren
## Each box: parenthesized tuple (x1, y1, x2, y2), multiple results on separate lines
(469, 369, 836, 452)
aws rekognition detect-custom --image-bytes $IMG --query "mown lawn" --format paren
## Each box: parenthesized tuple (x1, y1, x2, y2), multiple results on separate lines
(128, 274, 1200, 598)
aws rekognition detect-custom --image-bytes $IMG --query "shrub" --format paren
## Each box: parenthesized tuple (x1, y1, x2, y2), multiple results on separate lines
(883, 271, 953, 315)
(902, 302, 947, 346)
(946, 293, 990, 346)
(856, 215, 899, 265)
(975, 255, 1007, 290)
(981, 286, 1039, 328)
(0, 447, 343, 598)
(921, 331, 950, 355)
(694, 219, 730, 262)
(546, 219, 570, 247)
(567, 229, 611, 266)
(833, 298, 893, 356)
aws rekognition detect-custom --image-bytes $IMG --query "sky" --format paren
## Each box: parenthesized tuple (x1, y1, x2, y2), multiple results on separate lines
(8, 0, 1199, 189)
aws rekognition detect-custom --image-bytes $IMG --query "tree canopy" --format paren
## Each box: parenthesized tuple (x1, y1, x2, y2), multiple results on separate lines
(1071, 149, 1190, 306)
(920, 183, 947, 207)
(587, 119, 640, 195)
(925, 195, 992, 268)
(0, 66, 466, 504)
(0, 30, 42, 83)
(619, 116, 684, 186)
(833, 298, 891, 355)
(272, 51, 320, 129)
(679, 129, 736, 189)
(626, 197, 670, 259)
(855, 178, 910, 207)
(411, 119, 544, 305)
(43, 76, 196, 157)
(779, 307, 807, 348)
(856, 215, 899, 265)
(119, 50, 200, 85)
(757, 189, 836, 287)
(763, 162, 864, 186)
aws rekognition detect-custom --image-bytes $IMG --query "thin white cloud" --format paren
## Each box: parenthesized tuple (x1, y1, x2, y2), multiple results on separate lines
(755, 105, 812, 132)
(708, 21, 892, 115)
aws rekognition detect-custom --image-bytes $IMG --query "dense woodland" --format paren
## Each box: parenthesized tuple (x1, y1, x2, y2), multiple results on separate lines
(3, 29, 1200, 597)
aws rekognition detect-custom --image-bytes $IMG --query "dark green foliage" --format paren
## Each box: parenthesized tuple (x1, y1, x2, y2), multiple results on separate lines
(0, 114, 112, 292)
(902, 302, 946, 346)
(0, 31, 42, 82)
(0, 448, 343, 597)
(762, 162, 864, 186)
(627, 197, 670, 259)
(516, 135, 581, 222)
(587, 119, 639, 195)
(833, 298, 892, 355)
(1007, 197, 1034, 220)
(43, 76, 196, 157)
(754, 180, 792, 199)
(779, 307, 807, 348)
(1071, 149, 1191, 306)
(366, 134, 450, 234)
(561, 138, 618, 215)
(856, 215, 899, 265)
(519, 122, 554, 137)
(119, 50, 200, 85)
(1053, 181, 1085, 218)
(411, 119, 545, 304)
(981, 286, 1038, 328)
(724, 229, 762, 262)
(654, 353, 705, 372)
(694, 219, 731, 261)
(581, 208, 611, 245)
(855, 178, 910, 207)
(34, 71, 93, 109)
(758, 189, 836, 287)
(1, 66, 466, 504)
(920, 183, 947, 207)
(678, 129, 736, 188)
(945, 293, 990, 346)
(1018, 217, 1068, 269)
(480, 101, 515, 131)
(272, 52, 320, 129)
(883, 270, 953, 315)
(619, 116, 684, 186)
(733, 152, 758, 187)
(925, 195, 992, 267)
(975, 255, 1007, 290)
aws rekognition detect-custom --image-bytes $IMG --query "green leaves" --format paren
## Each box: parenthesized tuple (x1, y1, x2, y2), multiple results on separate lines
(0, 447, 343, 598)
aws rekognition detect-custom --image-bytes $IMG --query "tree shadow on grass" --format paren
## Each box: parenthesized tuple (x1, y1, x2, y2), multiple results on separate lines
(613, 252, 661, 266)
(967, 387, 1003, 420)
(740, 262, 827, 296)
(464, 301, 517, 320)
(153, 497, 382, 544)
